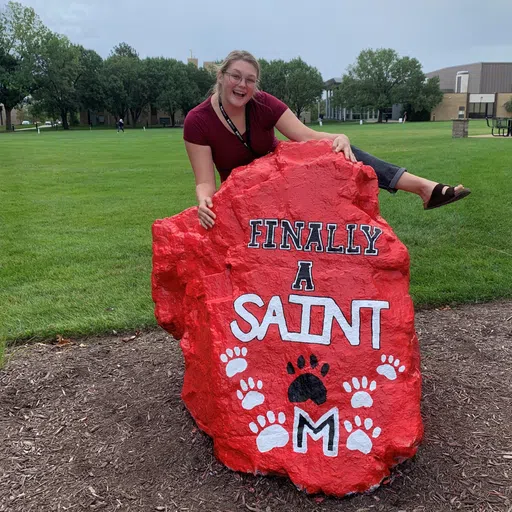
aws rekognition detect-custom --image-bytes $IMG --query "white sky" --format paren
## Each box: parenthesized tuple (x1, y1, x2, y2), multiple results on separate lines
(3, 0, 512, 79)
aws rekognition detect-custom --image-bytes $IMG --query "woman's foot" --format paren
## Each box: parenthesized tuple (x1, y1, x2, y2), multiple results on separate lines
(423, 183, 471, 210)
(395, 173, 470, 209)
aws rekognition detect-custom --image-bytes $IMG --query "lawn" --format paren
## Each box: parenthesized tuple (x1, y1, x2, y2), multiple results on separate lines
(1, 120, 511, 355)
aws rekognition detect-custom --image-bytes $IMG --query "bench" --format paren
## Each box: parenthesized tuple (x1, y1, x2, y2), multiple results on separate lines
(486, 117, 512, 137)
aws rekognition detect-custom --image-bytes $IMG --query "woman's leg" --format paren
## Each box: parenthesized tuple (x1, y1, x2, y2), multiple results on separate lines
(351, 146, 405, 193)
(351, 145, 466, 206)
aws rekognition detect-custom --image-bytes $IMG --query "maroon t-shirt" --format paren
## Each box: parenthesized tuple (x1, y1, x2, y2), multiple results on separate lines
(183, 91, 288, 182)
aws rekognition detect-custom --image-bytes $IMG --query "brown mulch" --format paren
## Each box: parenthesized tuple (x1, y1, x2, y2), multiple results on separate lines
(1, 301, 511, 512)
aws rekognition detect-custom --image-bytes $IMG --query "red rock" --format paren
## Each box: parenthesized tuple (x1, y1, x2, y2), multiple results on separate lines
(152, 140, 423, 496)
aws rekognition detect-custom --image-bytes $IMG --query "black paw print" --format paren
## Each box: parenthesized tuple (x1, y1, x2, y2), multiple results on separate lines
(287, 355, 329, 406)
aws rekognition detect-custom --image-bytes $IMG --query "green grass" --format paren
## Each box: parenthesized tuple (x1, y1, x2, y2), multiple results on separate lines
(1, 120, 511, 357)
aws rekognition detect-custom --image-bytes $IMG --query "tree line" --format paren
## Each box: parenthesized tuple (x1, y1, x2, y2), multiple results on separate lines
(0, 3, 217, 130)
(1, 2, 443, 131)
(0, 2, 326, 130)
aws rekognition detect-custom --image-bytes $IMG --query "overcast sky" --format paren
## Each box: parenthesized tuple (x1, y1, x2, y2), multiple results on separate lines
(3, 0, 512, 79)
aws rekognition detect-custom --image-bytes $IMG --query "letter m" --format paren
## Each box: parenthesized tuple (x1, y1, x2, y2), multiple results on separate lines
(293, 407, 339, 457)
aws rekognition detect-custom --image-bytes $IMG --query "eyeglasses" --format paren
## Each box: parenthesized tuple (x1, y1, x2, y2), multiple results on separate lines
(224, 71, 258, 87)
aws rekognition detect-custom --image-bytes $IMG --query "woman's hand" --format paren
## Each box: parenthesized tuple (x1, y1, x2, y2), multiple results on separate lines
(198, 197, 216, 229)
(332, 135, 357, 163)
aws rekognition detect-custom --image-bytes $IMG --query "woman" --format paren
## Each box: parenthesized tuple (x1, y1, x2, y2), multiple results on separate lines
(184, 50, 470, 229)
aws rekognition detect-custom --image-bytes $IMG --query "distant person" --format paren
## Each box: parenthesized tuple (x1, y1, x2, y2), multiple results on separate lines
(318, 113, 324, 127)
(117, 118, 124, 132)
(183, 50, 471, 229)
(403, 111, 408, 123)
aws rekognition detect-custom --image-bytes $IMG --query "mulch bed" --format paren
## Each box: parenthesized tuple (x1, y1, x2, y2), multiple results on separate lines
(1, 301, 511, 512)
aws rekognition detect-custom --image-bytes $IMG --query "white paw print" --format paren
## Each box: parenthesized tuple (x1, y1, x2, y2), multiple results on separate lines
(249, 411, 289, 453)
(220, 347, 248, 378)
(376, 354, 405, 381)
(237, 378, 265, 410)
(342, 376, 377, 408)
(344, 416, 381, 455)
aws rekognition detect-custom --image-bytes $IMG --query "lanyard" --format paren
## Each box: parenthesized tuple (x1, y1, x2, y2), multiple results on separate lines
(218, 95, 258, 157)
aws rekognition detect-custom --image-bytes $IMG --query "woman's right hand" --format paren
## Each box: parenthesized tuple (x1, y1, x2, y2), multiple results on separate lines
(198, 197, 216, 229)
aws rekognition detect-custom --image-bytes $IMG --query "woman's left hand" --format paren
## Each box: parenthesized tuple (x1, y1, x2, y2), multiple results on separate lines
(332, 135, 357, 163)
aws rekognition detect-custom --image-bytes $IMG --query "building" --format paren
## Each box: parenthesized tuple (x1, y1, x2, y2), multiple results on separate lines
(426, 62, 512, 120)
(188, 58, 217, 73)
(203, 61, 217, 73)
(324, 78, 343, 120)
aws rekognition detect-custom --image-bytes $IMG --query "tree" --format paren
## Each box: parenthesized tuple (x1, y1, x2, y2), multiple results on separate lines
(0, 1, 48, 130)
(154, 59, 189, 126)
(285, 57, 324, 120)
(179, 63, 215, 117)
(103, 43, 148, 126)
(144, 56, 167, 109)
(102, 56, 130, 121)
(76, 49, 105, 124)
(147, 59, 213, 126)
(111, 42, 138, 59)
(31, 32, 94, 129)
(126, 61, 148, 127)
(146, 57, 215, 125)
(332, 48, 442, 123)
(258, 58, 323, 119)
(259, 59, 288, 102)
(27, 96, 59, 123)
(400, 76, 444, 121)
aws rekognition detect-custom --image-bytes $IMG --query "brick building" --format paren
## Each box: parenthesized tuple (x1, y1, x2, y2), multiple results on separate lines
(426, 62, 512, 121)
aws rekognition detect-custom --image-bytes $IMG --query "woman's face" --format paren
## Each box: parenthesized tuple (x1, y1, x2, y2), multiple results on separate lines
(219, 59, 258, 108)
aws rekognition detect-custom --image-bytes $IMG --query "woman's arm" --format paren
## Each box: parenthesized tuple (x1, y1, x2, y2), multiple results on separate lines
(184, 141, 217, 229)
(275, 109, 356, 162)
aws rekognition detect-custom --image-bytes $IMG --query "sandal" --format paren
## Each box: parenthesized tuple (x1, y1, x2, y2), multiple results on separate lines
(424, 183, 471, 210)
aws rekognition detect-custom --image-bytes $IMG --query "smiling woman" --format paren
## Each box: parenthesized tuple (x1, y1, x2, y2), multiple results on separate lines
(184, 50, 278, 183)
(183, 50, 471, 230)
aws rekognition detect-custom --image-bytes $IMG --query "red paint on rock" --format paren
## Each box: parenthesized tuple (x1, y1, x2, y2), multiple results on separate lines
(152, 140, 423, 496)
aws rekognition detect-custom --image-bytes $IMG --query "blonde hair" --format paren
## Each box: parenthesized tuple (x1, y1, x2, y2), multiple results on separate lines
(212, 50, 261, 96)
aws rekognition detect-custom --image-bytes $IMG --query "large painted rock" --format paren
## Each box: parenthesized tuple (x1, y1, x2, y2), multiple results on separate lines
(152, 140, 423, 496)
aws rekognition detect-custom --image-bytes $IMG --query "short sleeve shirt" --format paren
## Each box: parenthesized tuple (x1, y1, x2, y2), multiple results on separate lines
(183, 91, 288, 182)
